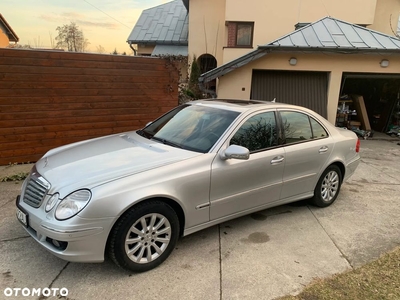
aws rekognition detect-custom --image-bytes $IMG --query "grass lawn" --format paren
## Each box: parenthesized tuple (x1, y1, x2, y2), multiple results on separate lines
(279, 247, 400, 300)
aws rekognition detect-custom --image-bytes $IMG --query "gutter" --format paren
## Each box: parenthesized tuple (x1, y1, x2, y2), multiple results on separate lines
(258, 45, 400, 54)
(198, 48, 269, 84)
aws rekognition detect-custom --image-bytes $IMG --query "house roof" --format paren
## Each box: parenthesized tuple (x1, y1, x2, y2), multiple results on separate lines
(0, 13, 19, 42)
(151, 45, 188, 56)
(199, 16, 400, 84)
(127, 0, 188, 46)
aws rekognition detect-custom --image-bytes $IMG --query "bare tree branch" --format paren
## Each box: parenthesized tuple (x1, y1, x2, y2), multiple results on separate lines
(389, 14, 400, 38)
(55, 22, 90, 52)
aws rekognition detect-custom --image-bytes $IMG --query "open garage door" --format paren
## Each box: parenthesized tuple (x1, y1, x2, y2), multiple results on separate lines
(341, 73, 400, 132)
(250, 70, 328, 118)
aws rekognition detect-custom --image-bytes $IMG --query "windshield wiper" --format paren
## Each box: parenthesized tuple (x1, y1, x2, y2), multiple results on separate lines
(151, 136, 182, 149)
(137, 129, 154, 139)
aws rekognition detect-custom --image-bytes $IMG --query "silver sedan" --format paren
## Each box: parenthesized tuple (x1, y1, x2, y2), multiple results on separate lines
(16, 99, 360, 272)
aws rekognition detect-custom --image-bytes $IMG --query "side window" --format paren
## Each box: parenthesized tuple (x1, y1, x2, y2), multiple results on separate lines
(230, 111, 277, 152)
(310, 117, 328, 139)
(280, 111, 312, 144)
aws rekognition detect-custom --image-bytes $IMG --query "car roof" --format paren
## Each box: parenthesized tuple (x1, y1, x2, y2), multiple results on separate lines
(190, 99, 307, 114)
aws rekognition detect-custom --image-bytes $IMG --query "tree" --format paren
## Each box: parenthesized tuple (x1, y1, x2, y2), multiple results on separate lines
(55, 22, 89, 52)
(110, 49, 127, 55)
(7, 44, 32, 49)
(96, 45, 106, 54)
(49, 32, 56, 49)
(188, 55, 202, 99)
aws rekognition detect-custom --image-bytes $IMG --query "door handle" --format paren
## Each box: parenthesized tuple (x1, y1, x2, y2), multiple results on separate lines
(319, 146, 328, 153)
(271, 156, 285, 164)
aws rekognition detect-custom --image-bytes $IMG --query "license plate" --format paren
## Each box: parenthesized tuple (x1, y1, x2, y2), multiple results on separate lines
(16, 196, 29, 227)
(16, 208, 28, 227)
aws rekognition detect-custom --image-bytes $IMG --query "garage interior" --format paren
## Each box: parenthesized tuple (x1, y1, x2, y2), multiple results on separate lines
(338, 73, 400, 136)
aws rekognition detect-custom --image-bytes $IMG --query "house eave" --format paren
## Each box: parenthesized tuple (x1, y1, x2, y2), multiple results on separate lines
(259, 45, 400, 54)
(127, 40, 188, 46)
(199, 46, 400, 84)
(182, 0, 189, 11)
(0, 14, 19, 42)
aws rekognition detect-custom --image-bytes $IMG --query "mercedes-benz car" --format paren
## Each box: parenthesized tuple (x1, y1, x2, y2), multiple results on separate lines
(16, 99, 360, 272)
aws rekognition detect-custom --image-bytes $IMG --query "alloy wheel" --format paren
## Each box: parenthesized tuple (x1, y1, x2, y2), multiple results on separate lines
(124, 213, 171, 264)
(321, 170, 339, 202)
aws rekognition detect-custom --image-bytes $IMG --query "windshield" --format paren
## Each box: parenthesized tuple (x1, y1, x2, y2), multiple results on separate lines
(138, 104, 240, 153)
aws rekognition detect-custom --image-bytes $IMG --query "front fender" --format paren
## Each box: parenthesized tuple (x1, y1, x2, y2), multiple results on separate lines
(78, 154, 215, 230)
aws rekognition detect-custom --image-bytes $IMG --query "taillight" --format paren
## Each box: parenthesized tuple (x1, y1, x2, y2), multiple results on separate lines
(355, 139, 360, 153)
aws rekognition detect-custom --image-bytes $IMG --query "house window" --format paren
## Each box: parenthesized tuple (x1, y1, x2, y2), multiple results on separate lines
(227, 22, 254, 48)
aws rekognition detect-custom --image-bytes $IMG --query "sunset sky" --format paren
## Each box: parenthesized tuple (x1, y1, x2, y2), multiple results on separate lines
(2, 0, 168, 54)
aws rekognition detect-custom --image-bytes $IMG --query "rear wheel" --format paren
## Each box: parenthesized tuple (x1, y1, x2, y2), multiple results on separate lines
(108, 201, 179, 272)
(309, 165, 342, 207)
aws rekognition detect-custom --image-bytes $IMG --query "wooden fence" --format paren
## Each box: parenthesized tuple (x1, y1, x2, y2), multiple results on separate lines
(0, 48, 179, 165)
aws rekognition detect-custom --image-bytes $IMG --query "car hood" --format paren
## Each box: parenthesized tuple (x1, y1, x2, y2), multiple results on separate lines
(35, 132, 201, 195)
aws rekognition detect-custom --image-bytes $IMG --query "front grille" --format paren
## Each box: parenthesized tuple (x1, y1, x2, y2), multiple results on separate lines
(23, 172, 50, 208)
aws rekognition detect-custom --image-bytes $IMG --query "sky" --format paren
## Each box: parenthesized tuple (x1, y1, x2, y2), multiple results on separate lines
(2, 0, 168, 54)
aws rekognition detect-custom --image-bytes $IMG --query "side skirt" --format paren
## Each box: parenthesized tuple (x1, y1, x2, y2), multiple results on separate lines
(183, 191, 313, 236)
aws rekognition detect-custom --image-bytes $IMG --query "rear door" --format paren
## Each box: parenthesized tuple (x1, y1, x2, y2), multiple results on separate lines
(279, 110, 334, 200)
(210, 110, 285, 220)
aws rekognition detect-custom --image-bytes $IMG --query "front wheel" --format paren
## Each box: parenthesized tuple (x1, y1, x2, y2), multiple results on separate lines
(108, 200, 179, 272)
(309, 165, 342, 207)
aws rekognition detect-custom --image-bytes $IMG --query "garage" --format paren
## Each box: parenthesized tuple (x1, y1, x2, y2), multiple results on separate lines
(339, 73, 400, 134)
(199, 17, 400, 128)
(250, 70, 328, 118)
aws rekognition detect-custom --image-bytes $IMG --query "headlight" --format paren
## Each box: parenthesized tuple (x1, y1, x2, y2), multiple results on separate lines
(55, 190, 92, 220)
(45, 193, 59, 212)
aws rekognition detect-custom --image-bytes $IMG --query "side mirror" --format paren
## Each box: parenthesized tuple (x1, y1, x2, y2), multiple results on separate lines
(220, 145, 250, 160)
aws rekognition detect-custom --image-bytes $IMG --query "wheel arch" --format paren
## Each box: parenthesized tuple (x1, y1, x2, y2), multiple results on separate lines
(105, 196, 186, 253)
(312, 161, 345, 193)
(309, 161, 345, 207)
(329, 161, 345, 181)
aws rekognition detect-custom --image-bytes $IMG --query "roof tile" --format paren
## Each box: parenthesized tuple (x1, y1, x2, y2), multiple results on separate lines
(127, 0, 188, 45)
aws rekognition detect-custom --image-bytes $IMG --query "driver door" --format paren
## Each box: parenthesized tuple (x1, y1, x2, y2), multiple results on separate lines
(209, 110, 285, 220)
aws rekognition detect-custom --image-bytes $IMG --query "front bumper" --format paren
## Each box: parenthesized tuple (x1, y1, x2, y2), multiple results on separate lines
(16, 195, 115, 263)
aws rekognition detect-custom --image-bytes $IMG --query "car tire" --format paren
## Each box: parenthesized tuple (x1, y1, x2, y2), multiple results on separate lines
(108, 200, 180, 272)
(309, 165, 342, 208)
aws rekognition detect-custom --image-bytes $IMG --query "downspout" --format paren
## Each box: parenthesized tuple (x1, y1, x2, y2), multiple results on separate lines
(128, 42, 137, 56)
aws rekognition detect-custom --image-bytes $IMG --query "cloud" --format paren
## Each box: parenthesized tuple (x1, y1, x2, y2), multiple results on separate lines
(102, 0, 165, 9)
(61, 12, 84, 19)
(40, 13, 120, 30)
(76, 20, 120, 29)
